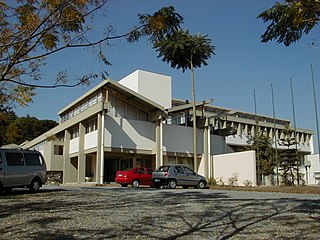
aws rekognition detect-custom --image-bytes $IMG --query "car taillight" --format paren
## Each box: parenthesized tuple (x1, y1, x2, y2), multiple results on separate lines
(164, 171, 168, 176)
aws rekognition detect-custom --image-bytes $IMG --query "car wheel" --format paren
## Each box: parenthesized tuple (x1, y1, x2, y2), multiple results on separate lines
(198, 181, 206, 189)
(29, 178, 41, 193)
(132, 180, 140, 188)
(121, 184, 128, 187)
(168, 180, 177, 189)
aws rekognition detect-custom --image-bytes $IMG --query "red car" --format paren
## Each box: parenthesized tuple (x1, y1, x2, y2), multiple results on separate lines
(115, 167, 154, 188)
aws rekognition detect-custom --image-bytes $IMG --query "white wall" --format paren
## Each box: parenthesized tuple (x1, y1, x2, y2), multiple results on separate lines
(118, 71, 139, 91)
(226, 134, 249, 146)
(163, 124, 203, 154)
(104, 116, 155, 151)
(306, 154, 320, 185)
(69, 138, 79, 154)
(213, 150, 256, 186)
(119, 70, 172, 109)
(297, 142, 313, 153)
(84, 131, 98, 150)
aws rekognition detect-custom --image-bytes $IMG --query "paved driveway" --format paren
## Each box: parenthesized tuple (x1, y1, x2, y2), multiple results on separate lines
(0, 185, 319, 239)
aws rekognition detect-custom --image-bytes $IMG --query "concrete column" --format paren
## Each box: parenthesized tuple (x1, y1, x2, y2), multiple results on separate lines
(203, 118, 209, 179)
(155, 118, 163, 168)
(78, 122, 85, 183)
(62, 130, 71, 184)
(96, 111, 105, 184)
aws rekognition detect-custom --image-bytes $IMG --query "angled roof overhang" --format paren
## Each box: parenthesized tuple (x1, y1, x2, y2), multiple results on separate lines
(167, 99, 213, 115)
(59, 78, 166, 116)
(107, 79, 165, 113)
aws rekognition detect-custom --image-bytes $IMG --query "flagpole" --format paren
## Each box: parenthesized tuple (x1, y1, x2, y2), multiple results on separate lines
(253, 89, 260, 185)
(271, 84, 279, 185)
(290, 78, 299, 185)
(310, 64, 320, 162)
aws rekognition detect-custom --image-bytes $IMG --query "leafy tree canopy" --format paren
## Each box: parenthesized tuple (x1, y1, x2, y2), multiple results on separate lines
(246, 131, 276, 176)
(154, 30, 214, 72)
(258, 0, 320, 46)
(278, 124, 301, 185)
(0, 1, 183, 108)
(0, 109, 57, 146)
(154, 29, 214, 172)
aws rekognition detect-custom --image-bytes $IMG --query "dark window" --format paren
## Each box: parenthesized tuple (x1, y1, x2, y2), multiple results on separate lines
(24, 153, 44, 166)
(54, 145, 64, 155)
(184, 167, 194, 175)
(6, 153, 24, 166)
(120, 159, 133, 170)
(85, 118, 97, 133)
(174, 166, 184, 174)
(70, 126, 79, 139)
(138, 168, 145, 174)
(147, 169, 153, 174)
(157, 166, 170, 172)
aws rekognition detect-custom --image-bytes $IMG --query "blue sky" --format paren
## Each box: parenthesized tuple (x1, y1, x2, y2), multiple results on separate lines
(16, 1, 320, 153)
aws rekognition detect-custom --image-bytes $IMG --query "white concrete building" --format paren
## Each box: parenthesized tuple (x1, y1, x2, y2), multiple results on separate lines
(305, 154, 320, 185)
(22, 70, 317, 186)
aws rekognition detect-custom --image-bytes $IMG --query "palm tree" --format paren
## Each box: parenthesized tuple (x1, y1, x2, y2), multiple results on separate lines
(154, 30, 214, 172)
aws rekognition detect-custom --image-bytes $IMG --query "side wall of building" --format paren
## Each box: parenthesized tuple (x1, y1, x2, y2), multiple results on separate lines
(104, 115, 156, 151)
(210, 135, 234, 155)
(306, 154, 320, 185)
(119, 70, 172, 109)
(162, 124, 204, 154)
(213, 150, 257, 186)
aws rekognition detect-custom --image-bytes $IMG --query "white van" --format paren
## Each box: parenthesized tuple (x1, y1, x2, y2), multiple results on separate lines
(0, 148, 47, 193)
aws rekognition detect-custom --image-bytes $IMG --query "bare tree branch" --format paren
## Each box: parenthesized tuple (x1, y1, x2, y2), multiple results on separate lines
(0, 2, 183, 108)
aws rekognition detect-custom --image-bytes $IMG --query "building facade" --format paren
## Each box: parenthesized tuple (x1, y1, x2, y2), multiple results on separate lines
(22, 70, 316, 185)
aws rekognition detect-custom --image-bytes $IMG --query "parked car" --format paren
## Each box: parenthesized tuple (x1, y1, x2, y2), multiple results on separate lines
(115, 167, 154, 188)
(0, 148, 47, 193)
(152, 164, 207, 189)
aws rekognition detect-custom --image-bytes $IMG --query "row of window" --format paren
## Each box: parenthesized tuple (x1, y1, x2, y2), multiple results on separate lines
(108, 95, 149, 121)
(211, 120, 311, 144)
(119, 158, 153, 170)
(60, 92, 102, 123)
(69, 118, 98, 139)
(0, 153, 44, 166)
(60, 88, 152, 129)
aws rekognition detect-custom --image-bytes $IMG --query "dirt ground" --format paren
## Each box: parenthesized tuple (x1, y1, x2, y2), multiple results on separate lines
(1, 186, 319, 239)
(209, 185, 320, 194)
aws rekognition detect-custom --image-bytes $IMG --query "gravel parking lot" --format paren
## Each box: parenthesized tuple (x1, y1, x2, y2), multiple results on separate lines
(1, 185, 319, 240)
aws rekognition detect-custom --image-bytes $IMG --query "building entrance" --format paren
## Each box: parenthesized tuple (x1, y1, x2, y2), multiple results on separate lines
(104, 159, 118, 183)
(103, 156, 154, 183)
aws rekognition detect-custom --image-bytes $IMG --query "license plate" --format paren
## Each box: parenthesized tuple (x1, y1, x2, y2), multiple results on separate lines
(154, 179, 160, 182)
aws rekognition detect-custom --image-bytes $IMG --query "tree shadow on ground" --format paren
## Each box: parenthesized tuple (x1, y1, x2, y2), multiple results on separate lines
(0, 187, 319, 239)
